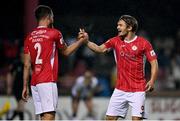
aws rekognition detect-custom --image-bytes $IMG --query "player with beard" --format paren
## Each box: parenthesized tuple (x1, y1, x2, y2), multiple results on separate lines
(22, 5, 87, 120)
(81, 15, 158, 121)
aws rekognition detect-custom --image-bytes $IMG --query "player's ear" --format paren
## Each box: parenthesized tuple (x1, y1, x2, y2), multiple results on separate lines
(127, 26, 132, 31)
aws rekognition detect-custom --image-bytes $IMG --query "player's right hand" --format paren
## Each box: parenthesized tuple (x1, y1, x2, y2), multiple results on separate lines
(78, 28, 89, 42)
(22, 87, 29, 102)
(145, 81, 154, 92)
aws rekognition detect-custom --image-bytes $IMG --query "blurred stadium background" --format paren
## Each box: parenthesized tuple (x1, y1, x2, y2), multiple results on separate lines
(0, 0, 180, 120)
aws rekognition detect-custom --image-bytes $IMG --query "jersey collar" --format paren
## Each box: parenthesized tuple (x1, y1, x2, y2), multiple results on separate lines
(124, 36, 137, 43)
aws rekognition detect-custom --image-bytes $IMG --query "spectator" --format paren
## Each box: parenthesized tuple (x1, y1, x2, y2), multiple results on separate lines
(6, 48, 26, 120)
(71, 70, 100, 119)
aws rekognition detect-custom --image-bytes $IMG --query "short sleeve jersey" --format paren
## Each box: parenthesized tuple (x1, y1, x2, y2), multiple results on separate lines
(104, 36, 157, 92)
(24, 26, 66, 86)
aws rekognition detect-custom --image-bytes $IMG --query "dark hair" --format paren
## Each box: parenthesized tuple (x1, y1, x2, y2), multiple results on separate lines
(119, 15, 138, 32)
(34, 5, 53, 22)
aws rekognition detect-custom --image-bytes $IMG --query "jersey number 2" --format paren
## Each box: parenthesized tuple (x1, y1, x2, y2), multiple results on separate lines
(34, 43, 42, 64)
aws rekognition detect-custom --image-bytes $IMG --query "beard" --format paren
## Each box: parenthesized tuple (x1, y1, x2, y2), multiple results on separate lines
(118, 31, 128, 40)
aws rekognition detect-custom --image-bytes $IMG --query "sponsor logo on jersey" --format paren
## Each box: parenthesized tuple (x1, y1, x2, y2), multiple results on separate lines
(31, 30, 47, 35)
(120, 51, 136, 60)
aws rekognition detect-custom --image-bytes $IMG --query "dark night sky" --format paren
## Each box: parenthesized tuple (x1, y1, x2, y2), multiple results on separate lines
(0, 0, 24, 38)
(0, 0, 179, 39)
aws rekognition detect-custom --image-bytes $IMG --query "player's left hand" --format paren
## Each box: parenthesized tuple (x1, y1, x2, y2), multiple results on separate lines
(78, 28, 89, 42)
(145, 81, 154, 92)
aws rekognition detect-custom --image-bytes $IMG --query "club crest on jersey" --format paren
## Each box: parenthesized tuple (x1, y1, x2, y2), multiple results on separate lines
(132, 45, 137, 51)
(150, 50, 156, 56)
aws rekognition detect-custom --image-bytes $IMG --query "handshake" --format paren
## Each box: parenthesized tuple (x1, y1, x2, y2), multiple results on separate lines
(77, 28, 89, 43)
(76, 28, 104, 53)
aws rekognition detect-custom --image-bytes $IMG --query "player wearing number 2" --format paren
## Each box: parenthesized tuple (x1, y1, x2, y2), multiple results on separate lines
(22, 5, 87, 120)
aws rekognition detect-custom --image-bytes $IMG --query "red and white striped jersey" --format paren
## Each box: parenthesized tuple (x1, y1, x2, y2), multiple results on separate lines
(24, 26, 66, 86)
(104, 36, 157, 92)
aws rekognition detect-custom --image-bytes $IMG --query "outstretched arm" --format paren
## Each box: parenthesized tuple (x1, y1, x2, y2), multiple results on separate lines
(79, 29, 108, 53)
(61, 31, 86, 56)
(86, 41, 108, 53)
(61, 40, 84, 56)
(146, 59, 158, 92)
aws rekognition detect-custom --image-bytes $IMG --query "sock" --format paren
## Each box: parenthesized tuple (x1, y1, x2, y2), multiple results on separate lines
(18, 111, 24, 120)
(73, 112, 77, 117)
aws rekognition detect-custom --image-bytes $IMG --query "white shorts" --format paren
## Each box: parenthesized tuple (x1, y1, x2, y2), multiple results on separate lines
(106, 88, 147, 119)
(31, 82, 58, 115)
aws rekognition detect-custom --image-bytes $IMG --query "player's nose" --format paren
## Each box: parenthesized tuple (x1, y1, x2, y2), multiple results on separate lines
(117, 26, 121, 31)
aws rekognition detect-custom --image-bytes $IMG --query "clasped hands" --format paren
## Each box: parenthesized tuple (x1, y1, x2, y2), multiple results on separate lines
(77, 28, 89, 44)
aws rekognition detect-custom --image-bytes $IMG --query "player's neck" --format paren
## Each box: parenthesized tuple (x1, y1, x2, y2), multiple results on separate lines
(38, 20, 49, 28)
(124, 33, 136, 42)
